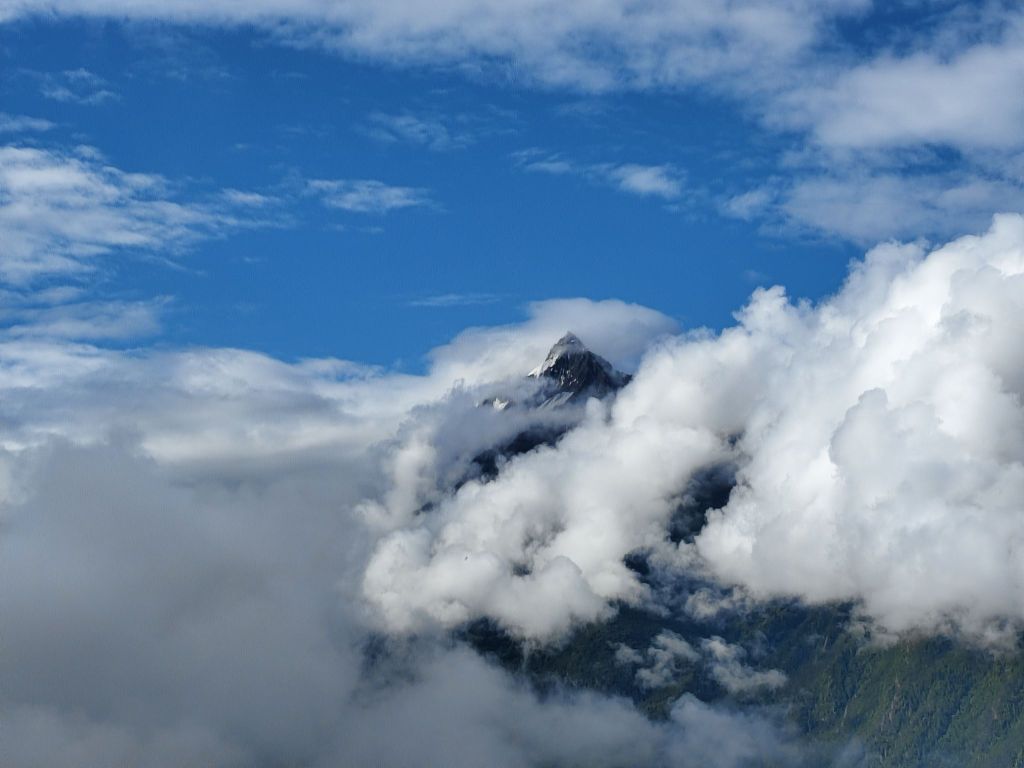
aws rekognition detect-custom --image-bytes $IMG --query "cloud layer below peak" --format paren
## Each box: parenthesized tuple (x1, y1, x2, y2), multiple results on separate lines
(2, 211, 1024, 764)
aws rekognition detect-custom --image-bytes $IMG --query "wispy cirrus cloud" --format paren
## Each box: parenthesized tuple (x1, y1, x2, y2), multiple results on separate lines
(0, 113, 55, 133)
(0, 0, 864, 93)
(515, 150, 685, 201)
(5, 2, 1024, 243)
(307, 178, 433, 214)
(36, 68, 119, 105)
(0, 144, 272, 283)
(220, 188, 278, 207)
(606, 163, 684, 200)
(361, 112, 473, 151)
(0, 294, 167, 340)
(408, 292, 501, 308)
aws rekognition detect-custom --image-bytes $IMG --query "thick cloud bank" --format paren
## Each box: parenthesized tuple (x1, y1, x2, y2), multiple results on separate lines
(695, 214, 1024, 639)
(364, 214, 1024, 642)
(4, 298, 800, 767)
(3, 216, 1024, 764)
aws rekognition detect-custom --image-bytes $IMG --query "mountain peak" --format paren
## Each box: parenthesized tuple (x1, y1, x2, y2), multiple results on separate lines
(528, 332, 630, 404)
(531, 331, 588, 377)
(553, 331, 585, 351)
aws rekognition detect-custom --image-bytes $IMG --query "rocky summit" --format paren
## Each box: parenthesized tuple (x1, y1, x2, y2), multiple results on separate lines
(529, 332, 631, 407)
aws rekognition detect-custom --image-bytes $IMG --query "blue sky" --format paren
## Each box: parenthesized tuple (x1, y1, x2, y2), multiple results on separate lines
(1, 2, 1022, 368)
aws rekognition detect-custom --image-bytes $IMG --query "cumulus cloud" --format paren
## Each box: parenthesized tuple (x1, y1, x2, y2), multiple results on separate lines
(617, 632, 785, 693)
(0, 295, 806, 767)
(4, 212, 1023, 763)
(2, 208, 1004, 651)
(354, 214, 1024, 645)
(700, 637, 787, 694)
(360, 339, 736, 636)
(630, 631, 700, 689)
(693, 214, 1024, 639)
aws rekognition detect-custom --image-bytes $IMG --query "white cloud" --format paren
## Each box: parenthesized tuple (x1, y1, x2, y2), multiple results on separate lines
(745, 10, 1024, 240)
(0, 0, 867, 92)
(307, 178, 432, 214)
(631, 631, 700, 689)
(723, 171, 1024, 244)
(784, 173, 1024, 242)
(7, 1, 1024, 242)
(4, 209, 1023, 759)
(363, 112, 472, 151)
(606, 163, 684, 200)
(777, 25, 1024, 152)
(517, 152, 685, 202)
(220, 188, 276, 207)
(0, 113, 55, 133)
(0, 296, 166, 340)
(622, 632, 786, 694)
(37, 68, 119, 105)
(0, 294, 809, 767)
(27, 194, 1001, 656)
(692, 214, 1024, 641)
(722, 187, 774, 221)
(0, 145, 266, 283)
(351, 214, 1024, 645)
(409, 292, 501, 308)
(700, 637, 786, 694)
(360, 345, 727, 636)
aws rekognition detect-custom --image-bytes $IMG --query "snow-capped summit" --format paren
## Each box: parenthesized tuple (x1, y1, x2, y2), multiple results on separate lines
(472, 333, 632, 479)
(529, 332, 630, 406)
(481, 332, 631, 412)
(529, 332, 587, 376)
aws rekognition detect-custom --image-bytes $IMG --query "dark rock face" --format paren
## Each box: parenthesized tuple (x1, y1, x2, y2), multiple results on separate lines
(529, 332, 631, 407)
(470, 333, 632, 480)
(471, 424, 567, 482)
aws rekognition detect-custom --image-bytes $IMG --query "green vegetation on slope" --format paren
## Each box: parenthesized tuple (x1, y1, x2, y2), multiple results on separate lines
(466, 601, 1024, 767)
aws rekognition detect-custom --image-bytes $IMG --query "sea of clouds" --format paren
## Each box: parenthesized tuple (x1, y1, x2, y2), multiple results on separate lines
(2, 215, 1023, 764)
(363, 214, 1024, 644)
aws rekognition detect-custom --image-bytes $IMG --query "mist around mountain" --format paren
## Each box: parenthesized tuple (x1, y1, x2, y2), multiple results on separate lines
(436, 327, 1024, 768)
(3, 217, 1024, 768)
(5, 1, 1024, 764)
(356, 218, 1024, 767)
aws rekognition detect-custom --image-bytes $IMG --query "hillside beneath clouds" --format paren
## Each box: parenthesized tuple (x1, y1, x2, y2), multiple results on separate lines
(456, 334, 1024, 768)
